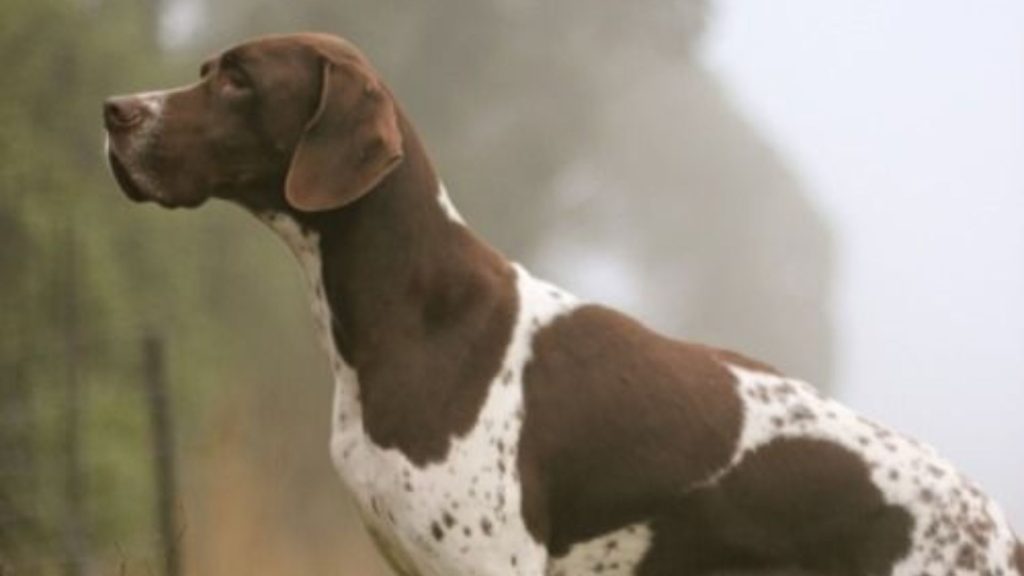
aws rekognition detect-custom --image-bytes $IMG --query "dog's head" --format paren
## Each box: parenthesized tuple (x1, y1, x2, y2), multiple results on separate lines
(103, 33, 403, 212)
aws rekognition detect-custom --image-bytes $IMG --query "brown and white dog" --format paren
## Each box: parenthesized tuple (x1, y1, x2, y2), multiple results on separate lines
(103, 33, 1022, 576)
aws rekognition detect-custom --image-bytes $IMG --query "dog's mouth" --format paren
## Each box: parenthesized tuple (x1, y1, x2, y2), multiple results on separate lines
(106, 145, 209, 209)
(107, 148, 151, 203)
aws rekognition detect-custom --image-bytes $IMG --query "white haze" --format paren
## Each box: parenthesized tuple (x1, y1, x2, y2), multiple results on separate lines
(705, 0, 1024, 525)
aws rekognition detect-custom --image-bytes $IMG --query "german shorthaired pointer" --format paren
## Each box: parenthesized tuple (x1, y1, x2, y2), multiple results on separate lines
(103, 33, 1022, 576)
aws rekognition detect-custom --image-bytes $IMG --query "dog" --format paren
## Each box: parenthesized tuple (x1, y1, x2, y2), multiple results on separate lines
(103, 33, 1022, 576)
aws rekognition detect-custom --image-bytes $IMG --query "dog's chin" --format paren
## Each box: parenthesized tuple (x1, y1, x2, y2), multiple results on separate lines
(156, 194, 209, 210)
(107, 150, 150, 203)
(106, 150, 209, 209)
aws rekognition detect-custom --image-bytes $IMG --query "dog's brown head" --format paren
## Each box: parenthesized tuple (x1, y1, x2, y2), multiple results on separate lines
(103, 33, 403, 212)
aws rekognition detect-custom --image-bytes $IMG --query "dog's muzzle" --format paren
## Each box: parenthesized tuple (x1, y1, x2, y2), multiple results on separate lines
(103, 94, 161, 203)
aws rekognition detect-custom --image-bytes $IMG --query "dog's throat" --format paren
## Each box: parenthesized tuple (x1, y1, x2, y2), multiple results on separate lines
(255, 209, 363, 419)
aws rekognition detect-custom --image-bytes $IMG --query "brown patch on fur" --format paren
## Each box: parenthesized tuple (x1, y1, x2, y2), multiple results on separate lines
(313, 109, 517, 467)
(268, 41, 522, 467)
(634, 439, 913, 576)
(517, 305, 746, 554)
(264, 39, 521, 468)
(687, 438, 912, 574)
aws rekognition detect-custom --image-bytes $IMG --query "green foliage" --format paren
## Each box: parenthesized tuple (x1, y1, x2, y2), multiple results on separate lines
(1, 0, 155, 568)
(0, 0, 313, 570)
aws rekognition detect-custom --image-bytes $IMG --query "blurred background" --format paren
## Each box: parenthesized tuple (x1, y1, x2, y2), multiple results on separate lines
(0, 0, 1020, 574)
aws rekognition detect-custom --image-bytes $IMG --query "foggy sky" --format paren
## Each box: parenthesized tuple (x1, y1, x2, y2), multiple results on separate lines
(705, 0, 1024, 525)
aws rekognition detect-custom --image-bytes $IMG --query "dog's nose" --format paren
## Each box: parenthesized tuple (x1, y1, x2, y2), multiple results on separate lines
(103, 96, 145, 131)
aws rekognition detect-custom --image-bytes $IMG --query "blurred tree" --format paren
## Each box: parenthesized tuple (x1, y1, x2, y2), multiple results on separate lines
(0, 0, 320, 572)
(0, 0, 169, 570)
(534, 38, 834, 383)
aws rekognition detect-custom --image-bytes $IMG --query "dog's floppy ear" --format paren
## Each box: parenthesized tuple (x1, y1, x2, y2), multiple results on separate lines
(285, 54, 403, 212)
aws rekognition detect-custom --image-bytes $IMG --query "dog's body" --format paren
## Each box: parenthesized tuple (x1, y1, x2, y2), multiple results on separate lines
(103, 33, 1022, 576)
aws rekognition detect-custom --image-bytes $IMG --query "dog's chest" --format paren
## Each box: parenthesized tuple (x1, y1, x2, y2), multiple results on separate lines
(260, 211, 576, 575)
(331, 268, 578, 576)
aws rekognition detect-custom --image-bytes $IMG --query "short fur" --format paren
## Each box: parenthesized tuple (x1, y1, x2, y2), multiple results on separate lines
(103, 33, 1022, 576)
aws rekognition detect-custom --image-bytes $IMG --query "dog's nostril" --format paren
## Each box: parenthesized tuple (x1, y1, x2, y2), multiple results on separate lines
(103, 97, 144, 130)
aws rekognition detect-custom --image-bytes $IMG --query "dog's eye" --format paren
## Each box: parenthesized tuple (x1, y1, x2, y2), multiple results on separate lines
(221, 68, 252, 96)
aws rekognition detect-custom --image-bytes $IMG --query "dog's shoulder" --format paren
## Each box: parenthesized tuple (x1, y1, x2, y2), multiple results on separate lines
(513, 274, 768, 550)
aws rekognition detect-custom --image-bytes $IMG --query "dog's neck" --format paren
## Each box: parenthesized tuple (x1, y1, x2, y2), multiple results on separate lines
(302, 113, 514, 361)
(256, 112, 520, 460)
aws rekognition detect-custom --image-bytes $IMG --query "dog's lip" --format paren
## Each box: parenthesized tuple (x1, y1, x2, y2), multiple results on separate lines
(107, 149, 211, 210)
(107, 148, 151, 203)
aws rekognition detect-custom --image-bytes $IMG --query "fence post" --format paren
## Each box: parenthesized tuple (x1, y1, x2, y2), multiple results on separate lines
(142, 333, 180, 576)
(61, 224, 86, 576)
